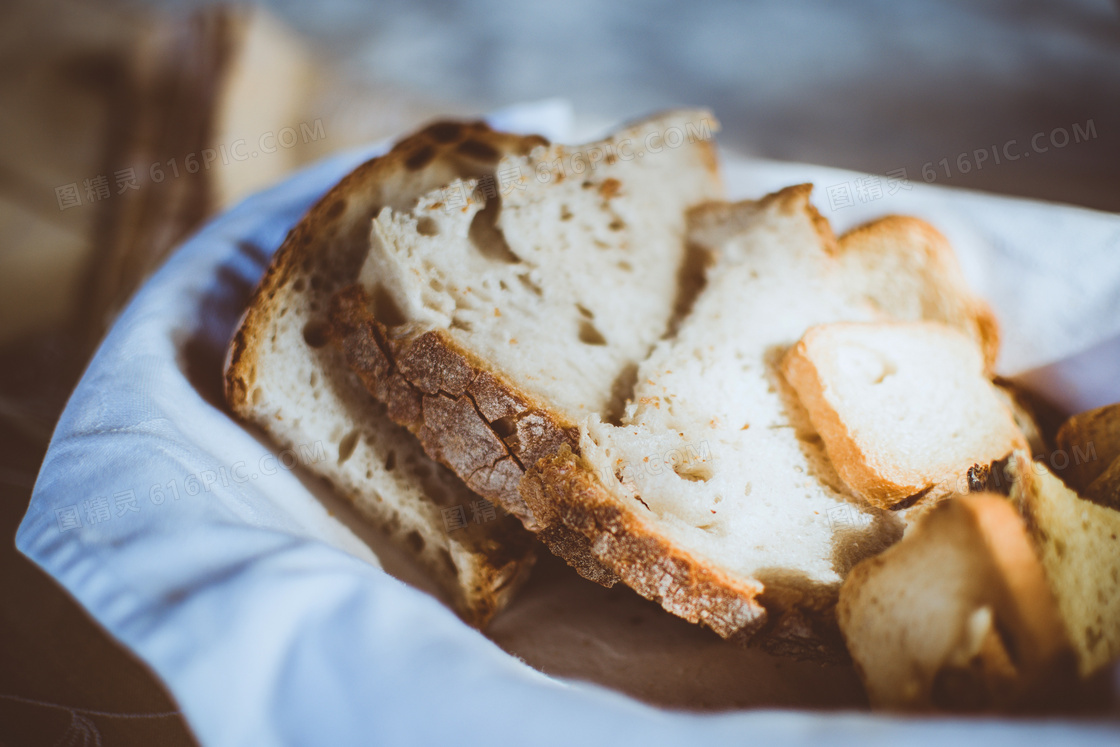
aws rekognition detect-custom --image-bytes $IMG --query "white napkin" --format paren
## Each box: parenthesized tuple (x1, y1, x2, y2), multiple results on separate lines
(17, 101, 1120, 746)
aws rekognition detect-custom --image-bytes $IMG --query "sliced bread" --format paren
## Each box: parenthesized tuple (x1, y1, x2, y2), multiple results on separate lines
(781, 321, 1027, 509)
(1008, 451, 1120, 676)
(837, 493, 1074, 711)
(326, 110, 724, 584)
(224, 120, 550, 625)
(523, 186, 1002, 656)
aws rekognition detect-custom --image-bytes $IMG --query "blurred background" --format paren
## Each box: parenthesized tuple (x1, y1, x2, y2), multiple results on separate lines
(1, 0, 1117, 743)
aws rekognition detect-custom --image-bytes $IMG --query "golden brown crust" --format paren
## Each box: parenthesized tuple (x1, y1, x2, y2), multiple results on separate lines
(521, 448, 770, 642)
(326, 284, 620, 585)
(780, 335, 916, 508)
(839, 493, 1077, 711)
(781, 324, 1027, 510)
(225, 119, 548, 412)
(223, 119, 550, 625)
(836, 214, 1001, 371)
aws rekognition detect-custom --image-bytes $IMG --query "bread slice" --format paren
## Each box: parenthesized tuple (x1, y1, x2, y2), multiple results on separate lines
(524, 186, 1002, 656)
(992, 378, 1050, 457)
(1008, 451, 1120, 676)
(782, 321, 1027, 509)
(1055, 403, 1120, 493)
(326, 110, 724, 584)
(837, 494, 1075, 711)
(224, 120, 552, 626)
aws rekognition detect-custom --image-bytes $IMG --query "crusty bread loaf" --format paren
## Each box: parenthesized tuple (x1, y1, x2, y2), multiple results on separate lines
(1008, 451, 1120, 676)
(224, 120, 551, 625)
(782, 321, 1027, 509)
(837, 494, 1074, 711)
(319, 122, 1001, 654)
(326, 110, 724, 584)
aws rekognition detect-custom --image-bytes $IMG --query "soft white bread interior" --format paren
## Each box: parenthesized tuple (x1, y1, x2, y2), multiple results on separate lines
(326, 111, 724, 584)
(523, 185, 1002, 655)
(1009, 451, 1120, 676)
(782, 321, 1027, 509)
(358, 110, 723, 423)
(224, 121, 551, 625)
(838, 493, 1074, 711)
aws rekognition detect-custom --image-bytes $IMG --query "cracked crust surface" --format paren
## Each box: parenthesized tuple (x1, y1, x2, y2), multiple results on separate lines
(328, 285, 620, 585)
(224, 120, 551, 624)
(325, 178, 1002, 658)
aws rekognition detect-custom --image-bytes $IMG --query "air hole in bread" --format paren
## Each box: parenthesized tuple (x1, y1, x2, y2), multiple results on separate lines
(604, 362, 639, 426)
(617, 261, 633, 272)
(450, 317, 473, 332)
(673, 460, 714, 482)
(384, 450, 396, 472)
(308, 371, 317, 387)
(405, 530, 425, 553)
(468, 197, 521, 263)
(338, 429, 360, 465)
(302, 320, 329, 348)
(608, 219, 625, 231)
(666, 243, 711, 339)
(576, 303, 594, 319)
(517, 273, 542, 296)
(560, 205, 573, 221)
(416, 216, 439, 236)
(578, 320, 607, 346)
(250, 387, 263, 405)
(292, 278, 306, 292)
(839, 344, 897, 385)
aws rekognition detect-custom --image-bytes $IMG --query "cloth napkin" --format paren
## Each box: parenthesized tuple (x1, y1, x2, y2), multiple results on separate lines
(17, 101, 1120, 746)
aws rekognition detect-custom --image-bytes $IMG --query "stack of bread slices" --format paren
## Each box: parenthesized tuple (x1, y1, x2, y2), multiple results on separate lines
(225, 111, 1120, 710)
